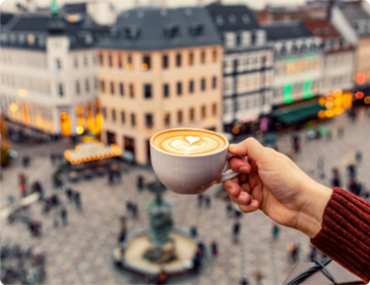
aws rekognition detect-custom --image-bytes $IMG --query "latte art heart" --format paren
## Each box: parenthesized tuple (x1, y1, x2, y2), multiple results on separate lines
(152, 130, 227, 156)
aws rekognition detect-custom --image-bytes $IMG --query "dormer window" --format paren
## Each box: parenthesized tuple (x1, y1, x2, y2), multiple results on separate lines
(124, 26, 140, 40)
(242, 14, 250, 24)
(85, 33, 93, 45)
(229, 15, 236, 24)
(19, 34, 25, 45)
(216, 15, 224, 26)
(164, 25, 180, 39)
(27, 34, 35, 45)
(1, 33, 7, 43)
(256, 30, 266, 46)
(189, 23, 204, 37)
(39, 35, 46, 47)
(10, 34, 16, 44)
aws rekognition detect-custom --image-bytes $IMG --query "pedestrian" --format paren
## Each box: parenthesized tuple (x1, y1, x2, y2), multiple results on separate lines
(50, 153, 56, 165)
(132, 203, 139, 219)
(310, 245, 317, 262)
(190, 226, 198, 239)
(156, 269, 167, 284)
(19, 173, 26, 185)
(137, 175, 144, 191)
(197, 240, 207, 260)
(22, 155, 30, 168)
(126, 201, 133, 216)
(60, 207, 68, 225)
(272, 224, 280, 241)
(210, 240, 218, 257)
(292, 135, 300, 153)
(347, 164, 356, 179)
(356, 151, 362, 164)
(74, 191, 82, 210)
(232, 221, 241, 243)
(205, 196, 211, 208)
(108, 168, 115, 185)
(197, 194, 204, 208)
(349, 178, 359, 196)
(288, 242, 299, 263)
(192, 252, 201, 274)
(118, 228, 126, 243)
(255, 270, 264, 285)
(66, 188, 74, 203)
(20, 183, 27, 197)
(317, 156, 325, 179)
(234, 209, 243, 219)
(226, 201, 233, 218)
(53, 211, 59, 227)
(331, 167, 341, 188)
(240, 276, 249, 285)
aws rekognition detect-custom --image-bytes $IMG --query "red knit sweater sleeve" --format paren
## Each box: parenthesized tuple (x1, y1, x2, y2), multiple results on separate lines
(311, 187, 370, 283)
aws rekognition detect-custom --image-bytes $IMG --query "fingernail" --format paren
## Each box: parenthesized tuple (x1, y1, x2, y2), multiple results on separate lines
(227, 187, 234, 193)
(229, 144, 237, 151)
(239, 166, 249, 174)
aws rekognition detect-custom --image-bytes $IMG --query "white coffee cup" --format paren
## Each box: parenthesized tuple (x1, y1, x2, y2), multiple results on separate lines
(150, 128, 239, 195)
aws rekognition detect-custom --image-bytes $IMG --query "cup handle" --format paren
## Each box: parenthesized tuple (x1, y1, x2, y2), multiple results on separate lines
(218, 152, 243, 183)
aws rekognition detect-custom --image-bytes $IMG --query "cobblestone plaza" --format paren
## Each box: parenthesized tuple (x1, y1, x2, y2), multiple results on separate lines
(1, 110, 370, 285)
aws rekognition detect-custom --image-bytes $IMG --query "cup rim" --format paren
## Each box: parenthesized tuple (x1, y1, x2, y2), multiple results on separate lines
(150, 128, 229, 158)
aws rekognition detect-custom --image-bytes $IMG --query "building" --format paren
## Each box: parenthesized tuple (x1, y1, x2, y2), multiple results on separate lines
(96, 6, 223, 165)
(303, 19, 354, 96)
(0, 0, 108, 136)
(330, 0, 370, 93)
(205, 3, 273, 135)
(264, 21, 325, 127)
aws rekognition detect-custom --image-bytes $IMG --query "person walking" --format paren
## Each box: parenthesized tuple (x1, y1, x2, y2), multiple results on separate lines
(74, 191, 82, 210)
(309, 245, 317, 262)
(205, 196, 211, 208)
(239, 277, 249, 285)
(272, 224, 280, 241)
(355, 151, 362, 164)
(210, 240, 218, 257)
(66, 188, 74, 203)
(197, 194, 204, 208)
(60, 208, 68, 226)
(331, 167, 341, 188)
(190, 226, 198, 239)
(347, 163, 356, 179)
(20, 183, 27, 197)
(226, 201, 233, 218)
(137, 175, 144, 191)
(232, 221, 241, 244)
(255, 270, 264, 285)
(349, 178, 359, 196)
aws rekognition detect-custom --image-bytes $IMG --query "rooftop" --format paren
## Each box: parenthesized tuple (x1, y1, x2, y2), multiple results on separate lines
(303, 19, 341, 38)
(97, 6, 221, 51)
(263, 21, 312, 41)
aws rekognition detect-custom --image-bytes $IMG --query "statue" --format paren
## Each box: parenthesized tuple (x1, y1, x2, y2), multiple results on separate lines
(144, 178, 176, 264)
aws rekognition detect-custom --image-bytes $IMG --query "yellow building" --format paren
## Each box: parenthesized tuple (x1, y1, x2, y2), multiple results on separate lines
(97, 7, 223, 165)
(354, 35, 370, 87)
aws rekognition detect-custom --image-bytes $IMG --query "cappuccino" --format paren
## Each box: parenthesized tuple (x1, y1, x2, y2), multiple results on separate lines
(152, 129, 226, 156)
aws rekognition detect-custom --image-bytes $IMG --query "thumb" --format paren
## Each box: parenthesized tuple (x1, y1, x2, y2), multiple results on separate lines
(229, 138, 265, 162)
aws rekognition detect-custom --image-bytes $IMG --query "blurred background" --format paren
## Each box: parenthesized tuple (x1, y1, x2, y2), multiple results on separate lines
(1, 0, 370, 284)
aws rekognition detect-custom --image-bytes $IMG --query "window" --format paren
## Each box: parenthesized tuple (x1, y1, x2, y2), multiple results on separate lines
(163, 112, 170, 127)
(110, 82, 115, 95)
(163, 84, 169, 98)
(127, 55, 133, 69)
(189, 80, 194, 93)
(189, 52, 194, 65)
(164, 25, 180, 38)
(108, 54, 113, 67)
(119, 83, 124, 96)
(145, 113, 153, 129)
(100, 80, 105, 93)
(144, 84, 152, 99)
(121, 111, 125, 124)
(56, 59, 62, 70)
(93, 54, 96, 65)
(129, 84, 135, 98)
(201, 51, 206, 64)
(76, 81, 81, 94)
(201, 78, 206, 91)
(85, 79, 90, 92)
(118, 54, 123, 68)
(142, 55, 151, 71)
(177, 110, 183, 124)
(99, 53, 103, 65)
(212, 103, 217, 115)
(112, 109, 116, 122)
(74, 57, 78, 68)
(212, 77, 217, 89)
(102, 107, 107, 119)
(201, 105, 206, 118)
(189, 108, 195, 121)
(58, 83, 64, 97)
(162, 55, 169, 69)
(177, 82, 182, 95)
(176, 54, 182, 67)
(131, 113, 136, 127)
(212, 50, 217, 62)
(84, 56, 88, 67)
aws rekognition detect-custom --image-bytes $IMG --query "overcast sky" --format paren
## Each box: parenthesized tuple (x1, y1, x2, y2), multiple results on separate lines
(0, 0, 307, 12)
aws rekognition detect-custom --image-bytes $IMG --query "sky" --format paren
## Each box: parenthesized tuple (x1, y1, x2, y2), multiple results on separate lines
(0, 0, 308, 12)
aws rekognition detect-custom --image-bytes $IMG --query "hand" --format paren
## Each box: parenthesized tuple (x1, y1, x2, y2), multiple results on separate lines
(224, 138, 332, 238)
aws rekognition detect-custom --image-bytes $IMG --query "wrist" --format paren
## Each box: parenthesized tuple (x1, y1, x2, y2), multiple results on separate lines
(296, 182, 333, 238)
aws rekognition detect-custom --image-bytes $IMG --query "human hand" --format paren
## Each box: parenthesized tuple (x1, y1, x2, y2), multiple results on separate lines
(223, 138, 332, 238)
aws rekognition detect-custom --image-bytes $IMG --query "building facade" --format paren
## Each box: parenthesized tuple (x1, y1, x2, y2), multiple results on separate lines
(205, 3, 273, 135)
(264, 21, 325, 127)
(0, 1, 108, 136)
(97, 7, 223, 165)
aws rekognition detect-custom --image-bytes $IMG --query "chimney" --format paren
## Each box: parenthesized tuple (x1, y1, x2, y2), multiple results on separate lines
(326, 0, 335, 20)
(198, 0, 204, 6)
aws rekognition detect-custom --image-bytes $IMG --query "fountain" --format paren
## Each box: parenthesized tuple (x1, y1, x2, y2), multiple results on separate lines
(113, 179, 197, 277)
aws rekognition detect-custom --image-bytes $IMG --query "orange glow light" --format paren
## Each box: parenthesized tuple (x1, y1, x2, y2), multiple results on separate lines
(232, 127, 240, 135)
(333, 89, 343, 97)
(357, 73, 366, 85)
(365, 97, 370, 104)
(319, 97, 326, 106)
(355, 91, 364, 100)
(333, 107, 344, 115)
(325, 110, 334, 118)
(75, 145, 82, 152)
(318, 110, 326, 119)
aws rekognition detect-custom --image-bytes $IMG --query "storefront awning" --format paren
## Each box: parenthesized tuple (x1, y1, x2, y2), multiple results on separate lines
(273, 101, 325, 124)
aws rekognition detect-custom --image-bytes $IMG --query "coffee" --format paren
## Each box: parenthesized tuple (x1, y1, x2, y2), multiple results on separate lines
(152, 129, 226, 155)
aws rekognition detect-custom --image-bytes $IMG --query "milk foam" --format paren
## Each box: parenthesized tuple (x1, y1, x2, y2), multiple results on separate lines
(152, 130, 226, 155)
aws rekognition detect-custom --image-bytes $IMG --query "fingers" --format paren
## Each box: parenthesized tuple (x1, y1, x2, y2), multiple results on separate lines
(238, 200, 260, 213)
(229, 138, 265, 162)
(229, 191, 252, 206)
(223, 180, 241, 197)
(229, 158, 252, 174)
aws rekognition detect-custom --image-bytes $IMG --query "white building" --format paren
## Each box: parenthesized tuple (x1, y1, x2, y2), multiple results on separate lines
(0, 1, 108, 136)
(206, 3, 274, 135)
